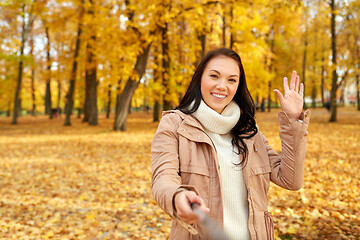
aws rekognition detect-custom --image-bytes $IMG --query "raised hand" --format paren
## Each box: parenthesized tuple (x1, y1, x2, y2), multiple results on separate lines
(273, 71, 304, 121)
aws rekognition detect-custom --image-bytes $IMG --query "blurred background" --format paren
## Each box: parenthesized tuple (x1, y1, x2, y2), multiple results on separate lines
(0, 0, 359, 125)
(0, 0, 359, 239)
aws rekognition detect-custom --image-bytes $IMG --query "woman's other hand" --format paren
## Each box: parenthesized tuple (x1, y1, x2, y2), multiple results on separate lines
(174, 190, 210, 224)
(273, 71, 304, 121)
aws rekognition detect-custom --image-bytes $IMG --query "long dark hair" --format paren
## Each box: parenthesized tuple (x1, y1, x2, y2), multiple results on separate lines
(176, 48, 258, 166)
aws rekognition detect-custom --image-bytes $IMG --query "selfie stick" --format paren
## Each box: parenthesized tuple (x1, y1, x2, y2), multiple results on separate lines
(191, 203, 230, 240)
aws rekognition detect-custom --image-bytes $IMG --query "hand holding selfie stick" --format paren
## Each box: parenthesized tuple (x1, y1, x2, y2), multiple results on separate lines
(191, 203, 230, 240)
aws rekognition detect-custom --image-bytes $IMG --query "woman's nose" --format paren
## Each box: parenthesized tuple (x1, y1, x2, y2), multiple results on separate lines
(216, 79, 226, 90)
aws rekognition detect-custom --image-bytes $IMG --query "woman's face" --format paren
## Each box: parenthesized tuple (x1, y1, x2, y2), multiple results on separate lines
(200, 55, 240, 114)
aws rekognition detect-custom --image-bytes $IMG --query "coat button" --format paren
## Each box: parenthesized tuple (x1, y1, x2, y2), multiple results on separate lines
(198, 136, 202, 139)
(181, 129, 185, 132)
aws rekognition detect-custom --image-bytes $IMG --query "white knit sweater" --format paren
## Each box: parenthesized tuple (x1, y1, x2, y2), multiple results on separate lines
(192, 100, 251, 240)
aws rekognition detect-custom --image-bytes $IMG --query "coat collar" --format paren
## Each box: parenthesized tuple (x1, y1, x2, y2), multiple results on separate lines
(163, 110, 204, 131)
(163, 109, 257, 147)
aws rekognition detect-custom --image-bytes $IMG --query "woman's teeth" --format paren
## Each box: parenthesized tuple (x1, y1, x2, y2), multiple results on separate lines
(212, 93, 226, 99)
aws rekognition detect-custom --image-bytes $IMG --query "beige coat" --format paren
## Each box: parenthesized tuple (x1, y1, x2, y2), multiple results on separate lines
(151, 109, 311, 240)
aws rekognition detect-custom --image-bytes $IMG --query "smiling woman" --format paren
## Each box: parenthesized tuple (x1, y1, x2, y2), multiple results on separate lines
(151, 48, 311, 240)
(200, 55, 240, 114)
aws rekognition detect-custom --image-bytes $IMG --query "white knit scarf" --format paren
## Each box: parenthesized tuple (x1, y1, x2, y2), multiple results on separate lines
(192, 100, 241, 134)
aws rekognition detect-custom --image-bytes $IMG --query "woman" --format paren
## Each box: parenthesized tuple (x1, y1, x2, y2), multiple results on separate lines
(151, 48, 310, 240)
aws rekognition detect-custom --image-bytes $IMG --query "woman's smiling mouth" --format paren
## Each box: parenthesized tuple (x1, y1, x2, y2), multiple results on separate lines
(211, 93, 227, 99)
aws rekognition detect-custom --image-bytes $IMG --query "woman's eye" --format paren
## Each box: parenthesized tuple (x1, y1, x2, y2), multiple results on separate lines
(229, 79, 237, 83)
(210, 74, 218, 79)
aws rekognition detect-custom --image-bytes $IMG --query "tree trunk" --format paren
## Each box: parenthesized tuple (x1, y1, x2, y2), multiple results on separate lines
(266, 12, 276, 113)
(77, 108, 82, 118)
(153, 45, 160, 122)
(222, 4, 226, 47)
(302, 32, 308, 110)
(267, 81, 271, 112)
(267, 37, 275, 113)
(329, 0, 337, 122)
(12, 5, 26, 125)
(64, 16, 82, 125)
(7, 101, 11, 117)
(83, 0, 97, 124)
(106, 84, 111, 118)
(44, 25, 52, 118)
(311, 64, 317, 108)
(12, 58, 24, 124)
(114, 44, 150, 131)
(162, 22, 172, 111)
(321, 55, 325, 107)
(153, 101, 160, 122)
(45, 81, 51, 117)
(57, 80, 61, 115)
(30, 35, 36, 116)
(311, 84, 316, 108)
(83, 75, 90, 122)
(261, 98, 265, 112)
(86, 34, 98, 126)
(31, 67, 36, 116)
(115, 79, 121, 116)
(114, 79, 139, 131)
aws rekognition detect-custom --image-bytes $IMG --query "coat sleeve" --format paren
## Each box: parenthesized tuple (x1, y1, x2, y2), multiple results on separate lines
(151, 113, 182, 217)
(261, 109, 311, 191)
(151, 112, 199, 234)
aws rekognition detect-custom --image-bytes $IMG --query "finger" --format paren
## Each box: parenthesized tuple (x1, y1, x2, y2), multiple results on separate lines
(175, 192, 199, 222)
(187, 194, 203, 206)
(198, 197, 210, 213)
(299, 83, 304, 97)
(186, 192, 199, 205)
(283, 77, 289, 93)
(273, 89, 284, 105)
(290, 71, 296, 90)
(175, 191, 195, 213)
(188, 195, 211, 217)
(295, 75, 299, 93)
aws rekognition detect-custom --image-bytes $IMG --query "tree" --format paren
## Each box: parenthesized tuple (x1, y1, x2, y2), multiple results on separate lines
(329, 0, 353, 121)
(114, 46, 150, 130)
(12, 2, 36, 124)
(113, 0, 153, 131)
(64, 0, 83, 126)
(29, 32, 37, 116)
(43, 21, 52, 118)
(82, 0, 98, 125)
(302, 1, 309, 109)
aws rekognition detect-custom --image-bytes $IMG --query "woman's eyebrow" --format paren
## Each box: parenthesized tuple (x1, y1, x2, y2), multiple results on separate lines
(209, 69, 220, 74)
(229, 74, 239, 78)
(210, 69, 239, 78)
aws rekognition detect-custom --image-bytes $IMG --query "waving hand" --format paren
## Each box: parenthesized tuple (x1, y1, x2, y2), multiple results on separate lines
(273, 71, 304, 121)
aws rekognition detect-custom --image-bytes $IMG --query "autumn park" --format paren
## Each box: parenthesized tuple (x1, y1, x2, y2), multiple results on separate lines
(0, 0, 360, 239)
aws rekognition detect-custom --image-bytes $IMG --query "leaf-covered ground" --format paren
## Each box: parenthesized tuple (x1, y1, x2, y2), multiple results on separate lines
(0, 107, 359, 240)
